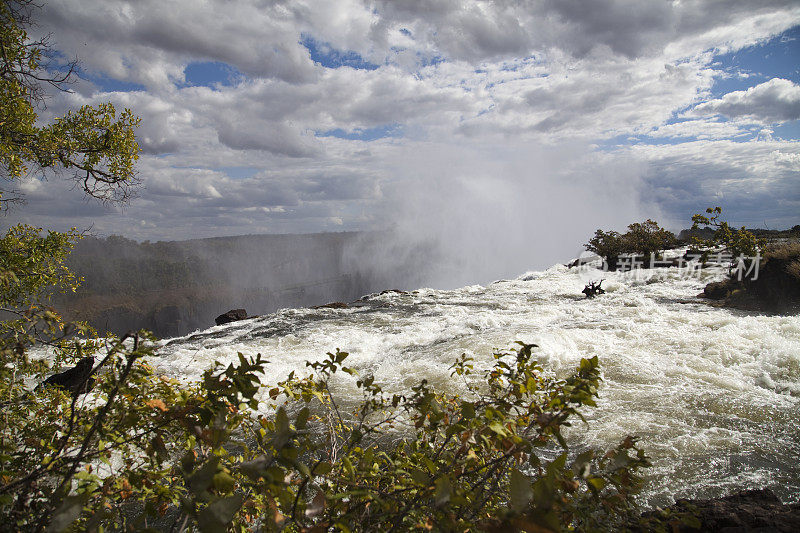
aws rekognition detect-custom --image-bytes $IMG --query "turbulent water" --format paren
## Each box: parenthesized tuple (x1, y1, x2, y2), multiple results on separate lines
(153, 254, 800, 508)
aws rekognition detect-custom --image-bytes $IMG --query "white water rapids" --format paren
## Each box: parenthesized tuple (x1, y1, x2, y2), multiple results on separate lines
(153, 256, 800, 508)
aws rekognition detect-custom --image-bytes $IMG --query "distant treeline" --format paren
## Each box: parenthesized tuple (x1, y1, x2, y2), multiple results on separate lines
(53, 231, 434, 338)
(677, 225, 800, 243)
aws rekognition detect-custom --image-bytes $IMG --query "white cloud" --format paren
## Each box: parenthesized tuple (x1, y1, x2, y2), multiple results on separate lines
(647, 119, 750, 141)
(691, 78, 800, 124)
(625, 138, 800, 227)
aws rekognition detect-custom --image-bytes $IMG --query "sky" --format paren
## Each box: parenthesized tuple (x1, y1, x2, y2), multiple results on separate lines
(3, 0, 800, 277)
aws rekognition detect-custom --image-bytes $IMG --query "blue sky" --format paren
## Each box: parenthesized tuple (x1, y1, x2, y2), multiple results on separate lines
(5, 1, 799, 273)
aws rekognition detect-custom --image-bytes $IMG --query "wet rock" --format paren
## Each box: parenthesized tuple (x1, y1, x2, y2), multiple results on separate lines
(565, 256, 598, 268)
(701, 280, 732, 300)
(636, 489, 800, 532)
(698, 243, 800, 313)
(39, 356, 95, 396)
(215, 309, 248, 326)
(313, 302, 349, 309)
(380, 289, 408, 295)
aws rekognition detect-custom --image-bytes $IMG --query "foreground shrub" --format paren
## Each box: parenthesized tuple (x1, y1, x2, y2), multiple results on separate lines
(0, 336, 650, 531)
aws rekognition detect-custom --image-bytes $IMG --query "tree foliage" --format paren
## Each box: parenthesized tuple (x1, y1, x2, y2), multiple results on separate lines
(585, 220, 676, 271)
(623, 220, 676, 259)
(0, 224, 90, 380)
(585, 230, 625, 271)
(0, 0, 140, 205)
(690, 207, 765, 261)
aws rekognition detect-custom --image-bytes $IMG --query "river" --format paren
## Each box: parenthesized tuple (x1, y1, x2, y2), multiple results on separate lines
(153, 254, 800, 508)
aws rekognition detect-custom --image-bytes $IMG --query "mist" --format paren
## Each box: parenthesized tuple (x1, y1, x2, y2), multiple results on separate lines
(344, 139, 653, 288)
(51, 138, 660, 338)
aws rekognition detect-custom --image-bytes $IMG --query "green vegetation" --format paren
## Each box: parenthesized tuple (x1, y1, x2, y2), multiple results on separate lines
(0, 1, 140, 205)
(1, 211, 651, 532)
(2, 321, 651, 531)
(690, 207, 765, 262)
(692, 208, 800, 312)
(585, 220, 676, 271)
(1, 209, 652, 533)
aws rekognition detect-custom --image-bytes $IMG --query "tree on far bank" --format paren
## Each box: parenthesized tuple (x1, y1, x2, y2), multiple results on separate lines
(585, 220, 676, 270)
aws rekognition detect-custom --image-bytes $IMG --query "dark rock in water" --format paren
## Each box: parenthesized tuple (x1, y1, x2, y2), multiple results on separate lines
(313, 302, 349, 309)
(565, 255, 598, 268)
(380, 289, 408, 295)
(636, 489, 800, 532)
(702, 280, 732, 300)
(698, 243, 800, 313)
(215, 309, 248, 326)
(582, 280, 605, 298)
(39, 356, 95, 396)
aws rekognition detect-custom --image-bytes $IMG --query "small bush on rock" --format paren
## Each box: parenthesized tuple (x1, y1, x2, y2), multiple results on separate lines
(690, 207, 765, 263)
(691, 209, 800, 313)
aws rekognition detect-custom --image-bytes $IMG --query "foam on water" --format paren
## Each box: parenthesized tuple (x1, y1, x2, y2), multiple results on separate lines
(153, 257, 800, 507)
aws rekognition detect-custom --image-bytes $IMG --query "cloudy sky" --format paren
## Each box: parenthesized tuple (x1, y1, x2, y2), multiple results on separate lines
(3, 0, 800, 275)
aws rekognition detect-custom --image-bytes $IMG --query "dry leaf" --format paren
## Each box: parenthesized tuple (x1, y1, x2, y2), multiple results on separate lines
(145, 399, 168, 412)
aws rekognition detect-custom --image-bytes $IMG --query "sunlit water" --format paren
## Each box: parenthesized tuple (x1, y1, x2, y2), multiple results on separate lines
(152, 256, 800, 508)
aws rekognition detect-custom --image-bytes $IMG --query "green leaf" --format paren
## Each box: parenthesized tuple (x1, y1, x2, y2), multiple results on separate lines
(509, 468, 533, 511)
(295, 406, 310, 429)
(47, 494, 88, 532)
(488, 421, 507, 436)
(273, 407, 291, 448)
(434, 477, 452, 507)
(588, 477, 607, 492)
(197, 494, 244, 533)
(213, 471, 236, 493)
(188, 456, 220, 494)
(572, 450, 594, 478)
(313, 461, 332, 476)
(276, 407, 289, 433)
(410, 468, 430, 486)
(239, 455, 268, 481)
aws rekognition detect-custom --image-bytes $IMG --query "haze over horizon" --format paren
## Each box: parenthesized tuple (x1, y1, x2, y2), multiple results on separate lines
(2, 1, 799, 281)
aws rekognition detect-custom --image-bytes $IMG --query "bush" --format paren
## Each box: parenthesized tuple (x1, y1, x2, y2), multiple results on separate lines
(585, 220, 675, 271)
(690, 207, 765, 263)
(1, 333, 651, 531)
(623, 220, 676, 258)
(585, 230, 625, 271)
